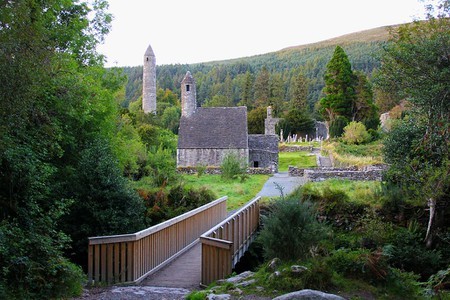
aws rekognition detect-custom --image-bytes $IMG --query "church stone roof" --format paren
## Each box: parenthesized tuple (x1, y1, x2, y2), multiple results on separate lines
(178, 106, 248, 149)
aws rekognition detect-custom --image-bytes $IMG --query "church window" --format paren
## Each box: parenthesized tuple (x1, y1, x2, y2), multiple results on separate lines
(146, 57, 148, 61)
(186, 84, 190, 91)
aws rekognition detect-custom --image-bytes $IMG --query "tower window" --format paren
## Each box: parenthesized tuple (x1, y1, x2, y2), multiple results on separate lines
(146, 57, 148, 61)
(186, 84, 190, 91)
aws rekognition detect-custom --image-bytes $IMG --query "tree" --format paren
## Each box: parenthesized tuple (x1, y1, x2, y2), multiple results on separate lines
(254, 66, 270, 107)
(353, 71, 379, 130)
(247, 106, 267, 134)
(0, 1, 145, 297)
(377, 1, 450, 247)
(319, 46, 357, 134)
(239, 71, 254, 108)
(289, 70, 309, 110)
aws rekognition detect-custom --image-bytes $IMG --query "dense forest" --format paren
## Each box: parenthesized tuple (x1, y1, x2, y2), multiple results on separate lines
(120, 27, 389, 114)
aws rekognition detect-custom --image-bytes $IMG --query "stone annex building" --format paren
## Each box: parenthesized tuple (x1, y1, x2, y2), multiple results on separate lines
(142, 44, 280, 172)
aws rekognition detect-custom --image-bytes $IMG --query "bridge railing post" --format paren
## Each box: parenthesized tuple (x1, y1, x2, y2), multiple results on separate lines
(200, 196, 261, 285)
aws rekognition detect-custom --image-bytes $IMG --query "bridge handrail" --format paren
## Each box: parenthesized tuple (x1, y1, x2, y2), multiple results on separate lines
(200, 196, 261, 285)
(87, 196, 228, 284)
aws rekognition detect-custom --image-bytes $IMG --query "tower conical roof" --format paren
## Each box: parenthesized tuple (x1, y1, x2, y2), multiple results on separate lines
(144, 44, 155, 57)
(181, 71, 194, 84)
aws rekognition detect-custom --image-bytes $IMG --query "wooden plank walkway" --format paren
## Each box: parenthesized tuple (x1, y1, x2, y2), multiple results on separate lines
(139, 242, 202, 289)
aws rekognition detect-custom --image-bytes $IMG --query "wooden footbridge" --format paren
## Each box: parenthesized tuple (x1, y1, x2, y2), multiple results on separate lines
(87, 196, 261, 287)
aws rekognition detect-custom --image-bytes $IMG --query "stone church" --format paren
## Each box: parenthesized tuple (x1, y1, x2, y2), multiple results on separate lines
(142, 44, 280, 172)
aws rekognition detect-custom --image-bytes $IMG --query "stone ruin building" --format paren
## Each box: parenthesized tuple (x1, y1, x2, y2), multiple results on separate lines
(176, 72, 280, 172)
(142, 44, 280, 172)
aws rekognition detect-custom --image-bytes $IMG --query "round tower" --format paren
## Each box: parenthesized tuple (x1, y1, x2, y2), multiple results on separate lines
(142, 44, 156, 114)
(181, 71, 197, 117)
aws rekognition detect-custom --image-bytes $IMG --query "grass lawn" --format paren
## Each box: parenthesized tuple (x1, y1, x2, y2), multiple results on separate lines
(278, 151, 317, 171)
(181, 174, 269, 211)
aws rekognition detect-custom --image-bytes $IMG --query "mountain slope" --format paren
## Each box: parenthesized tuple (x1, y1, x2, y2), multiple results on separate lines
(122, 24, 398, 110)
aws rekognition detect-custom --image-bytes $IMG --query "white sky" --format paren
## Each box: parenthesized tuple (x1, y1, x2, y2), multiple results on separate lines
(97, 0, 427, 67)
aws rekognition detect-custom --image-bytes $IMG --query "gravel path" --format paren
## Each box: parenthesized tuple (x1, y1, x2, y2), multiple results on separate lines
(256, 172, 307, 198)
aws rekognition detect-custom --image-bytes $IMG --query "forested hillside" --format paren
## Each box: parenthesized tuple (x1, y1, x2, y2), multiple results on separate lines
(121, 26, 393, 112)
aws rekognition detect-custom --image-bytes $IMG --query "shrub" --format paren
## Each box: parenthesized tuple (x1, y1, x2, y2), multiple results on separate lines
(328, 248, 388, 282)
(342, 121, 370, 145)
(383, 227, 443, 279)
(0, 221, 85, 299)
(258, 198, 327, 261)
(221, 153, 246, 180)
(386, 268, 421, 298)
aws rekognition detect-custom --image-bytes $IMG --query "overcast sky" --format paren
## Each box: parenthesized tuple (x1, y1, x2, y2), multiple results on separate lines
(97, 0, 427, 67)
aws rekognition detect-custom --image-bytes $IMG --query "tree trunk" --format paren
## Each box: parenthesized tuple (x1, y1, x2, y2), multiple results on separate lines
(425, 197, 436, 248)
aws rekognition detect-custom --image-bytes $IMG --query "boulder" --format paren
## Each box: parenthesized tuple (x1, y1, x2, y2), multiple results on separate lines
(207, 293, 231, 300)
(273, 289, 345, 300)
(224, 271, 254, 284)
(268, 257, 281, 271)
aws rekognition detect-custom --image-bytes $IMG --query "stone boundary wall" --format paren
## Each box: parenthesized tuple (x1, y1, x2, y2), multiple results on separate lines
(177, 167, 272, 175)
(288, 165, 387, 181)
(279, 145, 313, 152)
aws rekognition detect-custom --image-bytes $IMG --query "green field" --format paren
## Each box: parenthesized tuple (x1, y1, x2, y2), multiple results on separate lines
(278, 151, 317, 171)
(181, 174, 270, 211)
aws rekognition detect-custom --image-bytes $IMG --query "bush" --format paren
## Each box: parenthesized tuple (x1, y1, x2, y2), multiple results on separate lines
(258, 198, 327, 261)
(383, 227, 443, 279)
(221, 153, 246, 180)
(342, 121, 370, 145)
(328, 248, 388, 282)
(0, 221, 84, 299)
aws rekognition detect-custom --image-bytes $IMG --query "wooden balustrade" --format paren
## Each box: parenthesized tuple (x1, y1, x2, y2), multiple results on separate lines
(87, 196, 228, 285)
(200, 196, 261, 285)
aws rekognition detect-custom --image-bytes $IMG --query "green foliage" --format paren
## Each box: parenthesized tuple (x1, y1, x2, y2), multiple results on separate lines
(258, 198, 327, 261)
(61, 139, 146, 265)
(247, 106, 267, 134)
(137, 184, 215, 226)
(422, 267, 450, 297)
(329, 116, 349, 138)
(385, 268, 421, 298)
(186, 291, 208, 300)
(279, 108, 315, 137)
(377, 5, 450, 246)
(220, 153, 247, 181)
(342, 121, 370, 145)
(383, 227, 443, 279)
(319, 46, 356, 123)
(0, 220, 85, 299)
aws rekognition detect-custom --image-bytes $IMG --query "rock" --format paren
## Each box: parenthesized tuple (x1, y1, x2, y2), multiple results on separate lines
(291, 265, 308, 276)
(273, 289, 345, 300)
(269, 271, 282, 281)
(268, 258, 281, 271)
(229, 287, 243, 295)
(225, 271, 254, 284)
(256, 286, 265, 292)
(207, 294, 231, 300)
(236, 279, 256, 287)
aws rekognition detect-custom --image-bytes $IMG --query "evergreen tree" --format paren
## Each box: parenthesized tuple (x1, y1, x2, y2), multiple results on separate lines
(254, 66, 270, 107)
(353, 71, 379, 130)
(319, 46, 356, 136)
(289, 70, 309, 110)
(240, 71, 254, 108)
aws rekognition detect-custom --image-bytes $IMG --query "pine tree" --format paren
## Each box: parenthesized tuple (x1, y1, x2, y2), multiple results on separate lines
(319, 46, 356, 135)
(289, 70, 309, 110)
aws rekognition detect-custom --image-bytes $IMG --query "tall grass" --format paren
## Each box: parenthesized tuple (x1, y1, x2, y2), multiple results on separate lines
(323, 141, 383, 167)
